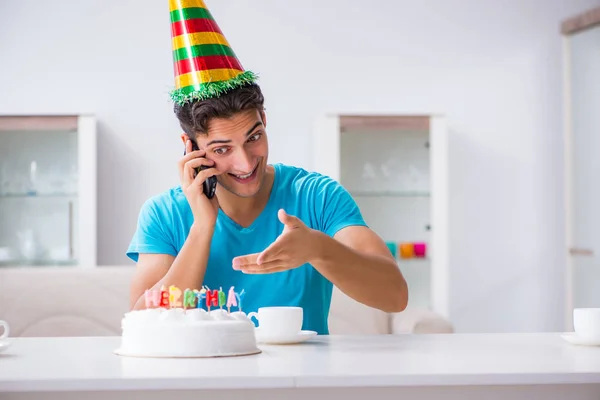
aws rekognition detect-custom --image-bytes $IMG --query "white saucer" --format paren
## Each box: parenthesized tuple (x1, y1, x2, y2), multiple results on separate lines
(0, 341, 11, 353)
(561, 332, 600, 346)
(255, 329, 317, 345)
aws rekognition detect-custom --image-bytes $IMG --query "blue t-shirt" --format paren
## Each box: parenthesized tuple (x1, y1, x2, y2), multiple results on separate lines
(126, 163, 367, 334)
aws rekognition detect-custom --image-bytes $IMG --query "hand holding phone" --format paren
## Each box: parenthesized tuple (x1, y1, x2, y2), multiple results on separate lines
(190, 142, 217, 199)
(179, 139, 221, 226)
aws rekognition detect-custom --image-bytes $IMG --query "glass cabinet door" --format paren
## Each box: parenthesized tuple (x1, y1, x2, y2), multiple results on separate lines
(567, 24, 600, 317)
(339, 117, 432, 309)
(0, 116, 82, 266)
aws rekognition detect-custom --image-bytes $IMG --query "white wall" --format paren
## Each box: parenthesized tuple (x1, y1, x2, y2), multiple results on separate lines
(1, 0, 598, 333)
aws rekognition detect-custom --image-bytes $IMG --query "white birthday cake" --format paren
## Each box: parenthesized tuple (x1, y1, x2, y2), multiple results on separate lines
(115, 285, 260, 358)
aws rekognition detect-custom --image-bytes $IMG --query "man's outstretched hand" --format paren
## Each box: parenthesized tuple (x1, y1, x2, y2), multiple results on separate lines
(232, 209, 321, 274)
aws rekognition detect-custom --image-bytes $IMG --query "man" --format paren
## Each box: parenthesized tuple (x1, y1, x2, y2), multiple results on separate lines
(127, 0, 408, 335)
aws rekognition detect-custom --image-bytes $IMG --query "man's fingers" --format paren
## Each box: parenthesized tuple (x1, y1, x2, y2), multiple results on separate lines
(192, 165, 221, 188)
(232, 253, 260, 270)
(278, 209, 302, 228)
(256, 241, 285, 265)
(241, 261, 287, 274)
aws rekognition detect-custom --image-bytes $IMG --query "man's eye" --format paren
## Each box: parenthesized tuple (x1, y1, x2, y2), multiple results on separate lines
(248, 133, 261, 142)
(214, 147, 228, 155)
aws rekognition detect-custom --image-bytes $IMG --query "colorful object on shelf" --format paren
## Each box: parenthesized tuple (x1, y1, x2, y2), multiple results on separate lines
(168, 0, 258, 105)
(414, 242, 427, 258)
(399, 243, 414, 259)
(144, 285, 245, 312)
(386, 241, 397, 258)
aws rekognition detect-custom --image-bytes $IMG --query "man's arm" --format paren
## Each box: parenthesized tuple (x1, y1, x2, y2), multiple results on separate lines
(129, 224, 214, 310)
(311, 225, 408, 313)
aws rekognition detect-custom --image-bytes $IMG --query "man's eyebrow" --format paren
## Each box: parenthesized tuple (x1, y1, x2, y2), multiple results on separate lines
(206, 122, 263, 147)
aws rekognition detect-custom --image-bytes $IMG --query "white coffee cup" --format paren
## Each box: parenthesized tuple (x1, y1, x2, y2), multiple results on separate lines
(248, 306, 303, 337)
(573, 308, 600, 339)
(0, 320, 9, 340)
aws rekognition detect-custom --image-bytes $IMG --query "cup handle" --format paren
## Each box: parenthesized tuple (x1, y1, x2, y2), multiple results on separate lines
(247, 312, 258, 325)
(0, 321, 9, 340)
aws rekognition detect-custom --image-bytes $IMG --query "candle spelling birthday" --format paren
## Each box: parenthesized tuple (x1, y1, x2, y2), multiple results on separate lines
(144, 285, 246, 313)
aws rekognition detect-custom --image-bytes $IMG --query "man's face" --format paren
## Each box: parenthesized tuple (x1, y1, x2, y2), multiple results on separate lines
(195, 109, 269, 198)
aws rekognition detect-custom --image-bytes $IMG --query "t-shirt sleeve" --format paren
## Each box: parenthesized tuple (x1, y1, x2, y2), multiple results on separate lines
(126, 197, 178, 262)
(312, 175, 368, 237)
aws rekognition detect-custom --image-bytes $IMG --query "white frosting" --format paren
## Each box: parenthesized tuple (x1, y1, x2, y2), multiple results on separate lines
(117, 308, 260, 358)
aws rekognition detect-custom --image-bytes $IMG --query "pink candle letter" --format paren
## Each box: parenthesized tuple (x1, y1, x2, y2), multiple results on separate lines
(227, 286, 238, 309)
(144, 289, 160, 308)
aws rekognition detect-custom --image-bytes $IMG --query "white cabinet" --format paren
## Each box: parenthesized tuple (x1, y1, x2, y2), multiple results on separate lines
(562, 8, 600, 330)
(0, 115, 97, 267)
(313, 114, 449, 317)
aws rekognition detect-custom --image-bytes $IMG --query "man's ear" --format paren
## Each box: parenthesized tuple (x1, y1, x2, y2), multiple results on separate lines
(180, 133, 188, 145)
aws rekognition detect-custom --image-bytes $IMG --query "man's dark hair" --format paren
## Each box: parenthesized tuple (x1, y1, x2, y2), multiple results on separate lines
(174, 84, 265, 138)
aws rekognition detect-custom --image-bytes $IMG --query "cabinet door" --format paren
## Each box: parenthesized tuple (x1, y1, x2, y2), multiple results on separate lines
(567, 25, 600, 316)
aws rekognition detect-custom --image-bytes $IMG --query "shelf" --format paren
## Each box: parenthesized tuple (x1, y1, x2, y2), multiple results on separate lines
(0, 193, 77, 199)
(396, 257, 430, 264)
(349, 190, 430, 198)
(0, 259, 78, 267)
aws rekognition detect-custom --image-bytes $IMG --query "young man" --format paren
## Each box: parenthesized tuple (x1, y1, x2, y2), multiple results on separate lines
(127, 0, 408, 335)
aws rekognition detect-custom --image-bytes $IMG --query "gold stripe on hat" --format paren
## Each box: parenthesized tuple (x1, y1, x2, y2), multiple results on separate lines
(169, 0, 208, 12)
(172, 32, 230, 51)
(175, 68, 243, 89)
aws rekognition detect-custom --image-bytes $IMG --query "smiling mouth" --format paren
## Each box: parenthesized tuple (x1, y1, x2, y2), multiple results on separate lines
(228, 164, 259, 181)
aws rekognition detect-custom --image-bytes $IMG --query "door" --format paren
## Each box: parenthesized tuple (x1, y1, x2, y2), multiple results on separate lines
(564, 14, 600, 329)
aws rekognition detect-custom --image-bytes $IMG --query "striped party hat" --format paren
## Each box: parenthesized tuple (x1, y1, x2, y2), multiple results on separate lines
(169, 0, 258, 105)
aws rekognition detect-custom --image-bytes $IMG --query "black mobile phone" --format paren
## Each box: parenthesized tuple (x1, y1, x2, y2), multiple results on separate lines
(185, 141, 217, 199)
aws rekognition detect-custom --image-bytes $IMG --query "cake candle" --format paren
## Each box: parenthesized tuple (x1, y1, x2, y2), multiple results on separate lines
(235, 289, 246, 312)
(159, 285, 169, 308)
(169, 285, 182, 308)
(206, 289, 219, 311)
(218, 287, 226, 310)
(226, 286, 237, 313)
(183, 288, 196, 309)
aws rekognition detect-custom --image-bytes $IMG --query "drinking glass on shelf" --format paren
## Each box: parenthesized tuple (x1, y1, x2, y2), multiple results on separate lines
(25, 161, 38, 195)
(17, 229, 44, 262)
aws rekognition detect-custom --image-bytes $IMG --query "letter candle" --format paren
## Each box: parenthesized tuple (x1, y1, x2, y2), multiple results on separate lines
(144, 289, 161, 308)
(226, 286, 238, 313)
(235, 289, 246, 312)
(218, 287, 226, 310)
(159, 285, 169, 308)
(205, 288, 219, 311)
(194, 288, 206, 310)
(183, 288, 196, 309)
(169, 285, 182, 308)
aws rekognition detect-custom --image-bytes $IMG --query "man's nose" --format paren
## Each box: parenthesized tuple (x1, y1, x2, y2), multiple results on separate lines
(233, 150, 254, 172)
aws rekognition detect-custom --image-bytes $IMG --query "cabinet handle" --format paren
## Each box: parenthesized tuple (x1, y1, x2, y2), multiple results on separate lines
(569, 247, 594, 256)
(68, 200, 74, 260)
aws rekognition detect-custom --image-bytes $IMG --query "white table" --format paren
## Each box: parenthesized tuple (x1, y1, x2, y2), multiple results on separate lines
(1, 333, 600, 400)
